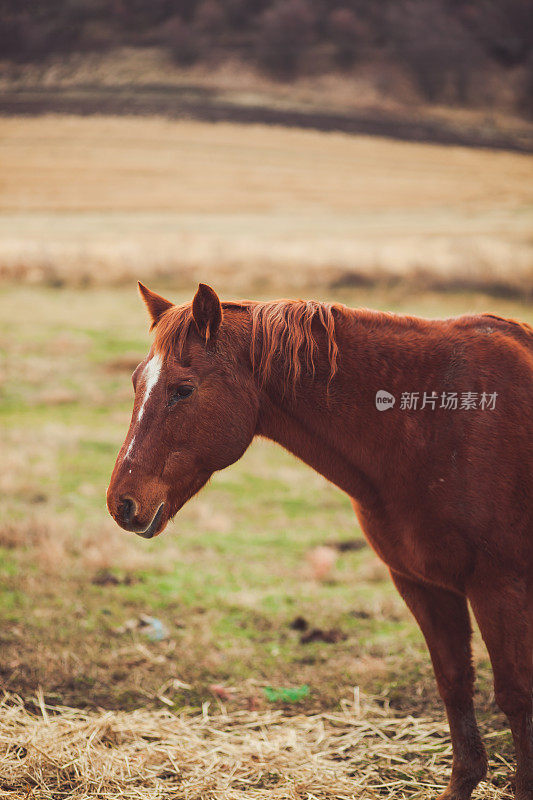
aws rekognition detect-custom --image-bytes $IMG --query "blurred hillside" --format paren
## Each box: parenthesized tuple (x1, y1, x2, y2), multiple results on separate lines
(1, 0, 532, 119)
(1, 2, 532, 294)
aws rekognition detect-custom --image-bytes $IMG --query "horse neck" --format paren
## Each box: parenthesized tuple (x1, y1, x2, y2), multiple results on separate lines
(252, 308, 404, 508)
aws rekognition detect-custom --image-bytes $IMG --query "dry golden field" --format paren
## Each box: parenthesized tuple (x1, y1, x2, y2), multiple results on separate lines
(0, 114, 532, 296)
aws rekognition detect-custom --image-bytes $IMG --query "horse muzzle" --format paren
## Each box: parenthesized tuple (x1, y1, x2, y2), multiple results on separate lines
(109, 493, 167, 538)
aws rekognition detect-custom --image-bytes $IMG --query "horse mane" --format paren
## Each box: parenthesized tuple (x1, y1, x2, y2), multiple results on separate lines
(250, 300, 340, 392)
(153, 298, 342, 392)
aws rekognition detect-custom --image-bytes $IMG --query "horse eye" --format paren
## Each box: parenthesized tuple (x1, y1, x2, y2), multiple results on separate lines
(169, 384, 194, 405)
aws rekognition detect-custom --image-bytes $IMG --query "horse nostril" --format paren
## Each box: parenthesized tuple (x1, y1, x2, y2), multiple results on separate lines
(119, 496, 137, 525)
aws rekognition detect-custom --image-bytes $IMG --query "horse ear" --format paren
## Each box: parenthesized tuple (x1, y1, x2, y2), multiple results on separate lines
(138, 282, 173, 329)
(192, 283, 222, 342)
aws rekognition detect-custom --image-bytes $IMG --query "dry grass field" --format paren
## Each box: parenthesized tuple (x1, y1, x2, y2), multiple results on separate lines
(0, 115, 532, 295)
(0, 115, 532, 797)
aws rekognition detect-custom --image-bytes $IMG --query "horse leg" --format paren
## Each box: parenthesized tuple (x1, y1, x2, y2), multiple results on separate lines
(390, 570, 487, 800)
(469, 577, 533, 800)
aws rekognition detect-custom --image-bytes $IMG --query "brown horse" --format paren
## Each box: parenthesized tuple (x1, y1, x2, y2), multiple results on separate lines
(108, 282, 533, 800)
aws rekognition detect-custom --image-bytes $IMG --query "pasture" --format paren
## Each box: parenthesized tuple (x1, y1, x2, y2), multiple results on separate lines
(1, 283, 532, 798)
(0, 115, 532, 797)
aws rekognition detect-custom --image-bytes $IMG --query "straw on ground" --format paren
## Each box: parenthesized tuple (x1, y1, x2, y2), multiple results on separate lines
(0, 692, 513, 799)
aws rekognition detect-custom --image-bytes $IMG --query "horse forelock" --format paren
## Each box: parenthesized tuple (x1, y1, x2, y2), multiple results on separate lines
(153, 303, 195, 362)
(152, 298, 342, 392)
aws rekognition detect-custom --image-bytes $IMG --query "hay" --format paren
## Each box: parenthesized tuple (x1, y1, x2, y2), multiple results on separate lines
(0, 693, 512, 799)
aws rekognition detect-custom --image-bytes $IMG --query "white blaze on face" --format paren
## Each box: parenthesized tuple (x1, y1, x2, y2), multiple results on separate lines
(137, 355, 162, 423)
(123, 354, 162, 462)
